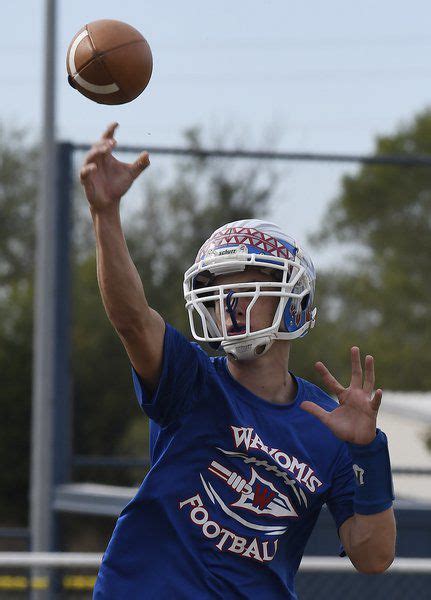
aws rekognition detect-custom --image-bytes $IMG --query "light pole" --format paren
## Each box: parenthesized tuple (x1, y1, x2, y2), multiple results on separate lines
(30, 0, 57, 596)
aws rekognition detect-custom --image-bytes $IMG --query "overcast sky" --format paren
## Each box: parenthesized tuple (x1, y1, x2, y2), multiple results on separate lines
(2, 0, 431, 266)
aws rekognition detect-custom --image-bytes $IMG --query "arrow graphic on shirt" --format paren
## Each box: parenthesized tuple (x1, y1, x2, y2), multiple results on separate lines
(208, 460, 298, 518)
(200, 474, 288, 536)
(208, 461, 253, 495)
(229, 467, 298, 519)
(216, 447, 308, 507)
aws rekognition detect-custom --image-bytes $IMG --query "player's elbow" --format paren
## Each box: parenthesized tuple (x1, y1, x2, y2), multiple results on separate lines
(353, 553, 395, 574)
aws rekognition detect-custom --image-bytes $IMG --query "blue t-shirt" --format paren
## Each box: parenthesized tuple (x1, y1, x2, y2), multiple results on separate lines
(93, 324, 355, 599)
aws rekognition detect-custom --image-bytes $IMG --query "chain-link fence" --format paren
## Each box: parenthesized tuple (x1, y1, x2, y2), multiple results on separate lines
(0, 554, 430, 599)
(296, 570, 431, 600)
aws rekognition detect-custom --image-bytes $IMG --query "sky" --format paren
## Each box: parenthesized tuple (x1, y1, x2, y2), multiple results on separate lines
(2, 0, 431, 267)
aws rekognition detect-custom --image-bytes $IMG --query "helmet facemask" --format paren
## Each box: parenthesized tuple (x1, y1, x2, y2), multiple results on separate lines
(184, 254, 315, 360)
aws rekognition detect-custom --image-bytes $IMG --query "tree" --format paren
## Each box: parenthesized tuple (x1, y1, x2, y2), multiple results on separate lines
(72, 127, 278, 463)
(0, 122, 279, 523)
(0, 126, 38, 291)
(295, 109, 431, 391)
(0, 125, 38, 524)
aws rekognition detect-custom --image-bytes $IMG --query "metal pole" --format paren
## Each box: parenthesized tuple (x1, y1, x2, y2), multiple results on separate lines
(30, 0, 57, 596)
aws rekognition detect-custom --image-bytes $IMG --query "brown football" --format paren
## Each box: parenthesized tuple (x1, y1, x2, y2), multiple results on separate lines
(66, 19, 153, 105)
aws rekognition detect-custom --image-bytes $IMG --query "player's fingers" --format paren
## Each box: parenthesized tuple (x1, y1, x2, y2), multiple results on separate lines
(101, 122, 119, 140)
(371, 388, 383, 412)
(363, 355, 375, 395)
(300, 400, 331, 426)
(85, 140, 115, 165)
(79, 162, 97, 183)
(130, 151, 150, 179)
(315, 361, 345, 396)
(350, 346, 363, 388)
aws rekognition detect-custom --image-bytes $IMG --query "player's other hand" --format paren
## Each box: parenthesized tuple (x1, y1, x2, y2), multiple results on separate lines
(300, 347, 382, 445)
(80, 122, 150, 213)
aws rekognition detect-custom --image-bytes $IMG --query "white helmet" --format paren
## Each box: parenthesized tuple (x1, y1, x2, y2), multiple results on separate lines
(183, 219, 317, 361)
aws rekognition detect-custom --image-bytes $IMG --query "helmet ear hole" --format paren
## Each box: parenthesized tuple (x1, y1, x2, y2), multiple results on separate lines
(301, 294, 310, 311)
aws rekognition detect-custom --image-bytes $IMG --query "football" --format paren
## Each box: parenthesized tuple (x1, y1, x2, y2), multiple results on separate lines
(66, 19, 153, 105)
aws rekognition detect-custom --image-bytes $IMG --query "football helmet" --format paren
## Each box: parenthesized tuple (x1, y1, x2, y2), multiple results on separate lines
(183, 219, 317, 360)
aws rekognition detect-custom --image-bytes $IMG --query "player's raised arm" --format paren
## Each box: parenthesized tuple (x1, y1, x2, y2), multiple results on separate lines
(80, 122, 165, 393)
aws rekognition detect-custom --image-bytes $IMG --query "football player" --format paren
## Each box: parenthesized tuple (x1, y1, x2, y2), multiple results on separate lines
(82, 124, 396, 600)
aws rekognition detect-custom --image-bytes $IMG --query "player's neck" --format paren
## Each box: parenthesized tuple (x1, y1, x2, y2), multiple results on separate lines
(226, 341, 297, 405)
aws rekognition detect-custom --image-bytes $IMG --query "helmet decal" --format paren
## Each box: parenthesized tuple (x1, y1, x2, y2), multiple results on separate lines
(197, 226, 297, 262)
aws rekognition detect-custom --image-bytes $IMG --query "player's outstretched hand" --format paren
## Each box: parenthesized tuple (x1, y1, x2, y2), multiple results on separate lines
(300, 347, 382, 445)
(80, 122, 150, 213)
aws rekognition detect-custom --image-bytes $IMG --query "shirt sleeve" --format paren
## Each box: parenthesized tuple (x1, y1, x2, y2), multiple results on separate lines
(325, 442, 355, 557)
(131, 323, 209, 428)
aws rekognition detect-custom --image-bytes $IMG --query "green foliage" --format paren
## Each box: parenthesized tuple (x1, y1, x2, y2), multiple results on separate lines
(0, 125, 38, 289)
(0, 280, 33, 523)
(4, 109, 431, 526)
(127, 128, 277, 330)
(0, 125, 38, 524)
(71, 255, 139, 460)
(300, 108, 431, 391)
(70, 128, 277, 480)
(1, 124, 277, 523)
